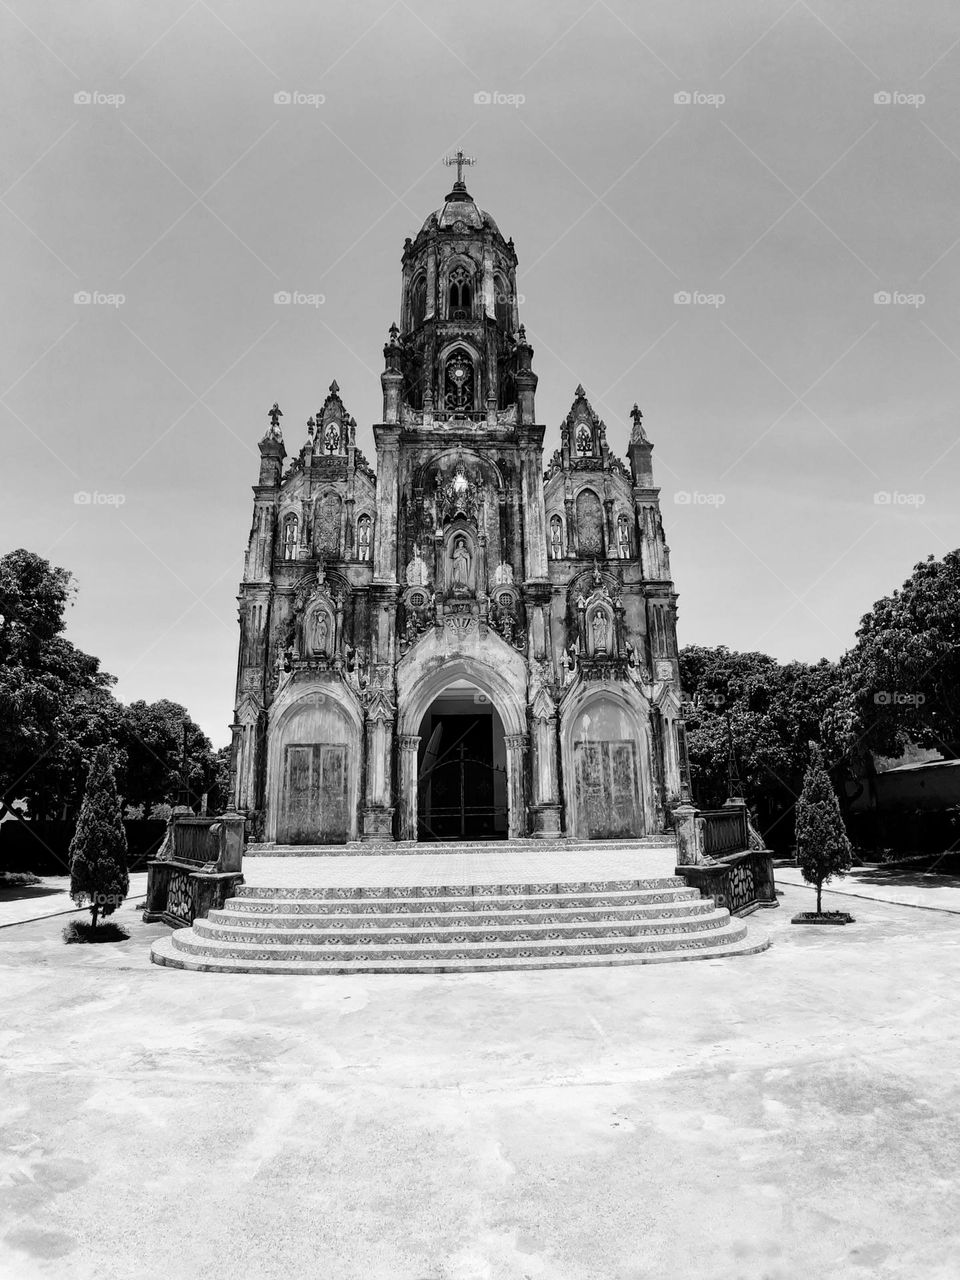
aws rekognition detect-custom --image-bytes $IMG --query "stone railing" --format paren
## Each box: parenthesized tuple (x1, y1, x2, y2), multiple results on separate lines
(143, 811, 245, 928)
(673, 799, 777, 917)
(700, 805, 749, 858)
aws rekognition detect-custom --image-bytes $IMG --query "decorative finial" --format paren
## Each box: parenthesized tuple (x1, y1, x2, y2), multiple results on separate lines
(388, 322, 399, 344)
(307, 416, 315, 438)
(443, 149, 476, 186)
(517, 324, 527, 344)
(329, 380, 339, 395)
(630, 403, 648, 442)
(268, 402, 282, 428)
(575, 383, 586, 399)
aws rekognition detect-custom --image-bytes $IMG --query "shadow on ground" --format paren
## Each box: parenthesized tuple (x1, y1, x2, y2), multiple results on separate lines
(0, 883, 63, 904)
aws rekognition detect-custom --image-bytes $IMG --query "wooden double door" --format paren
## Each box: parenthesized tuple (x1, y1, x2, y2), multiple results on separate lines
(278, 744, 348, 844)
(573, 739, 641, 839)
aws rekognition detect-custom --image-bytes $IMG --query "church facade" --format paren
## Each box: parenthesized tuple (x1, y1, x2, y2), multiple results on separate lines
(227, 165, 689, 846)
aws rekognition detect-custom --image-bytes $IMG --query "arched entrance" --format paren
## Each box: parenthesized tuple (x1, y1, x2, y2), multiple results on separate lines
(265, 687, 361, 844)
(416, 680, 508, 841)
(395, 654, 528, 842)
(562, 692, 650, 840)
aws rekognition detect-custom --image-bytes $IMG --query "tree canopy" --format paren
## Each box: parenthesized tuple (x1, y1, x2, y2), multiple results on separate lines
(840, 550, 960, 762)
(679, 645, 844, 848)
(0, 550, 118, 820)
(0, 549, 221, 821)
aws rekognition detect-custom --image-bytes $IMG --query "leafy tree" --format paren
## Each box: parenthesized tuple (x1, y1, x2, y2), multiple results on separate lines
(795, 744, 852, 913)
(842, 550, 960, 761)
(117, 700, 217, 812)
(68, 747, 129, 928)
(210, 744, 233, 812)
(679, 645, 844, 848)
(0, 550, 118, 821)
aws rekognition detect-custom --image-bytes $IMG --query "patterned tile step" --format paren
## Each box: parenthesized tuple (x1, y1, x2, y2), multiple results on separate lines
(192, 909, 732, 947)
(168, 919, 749, 963)
(151, 930, 769, 973)
(208, 900, 715, 929)
(233, 878, 689, 901)
(226, 888, 699, 915)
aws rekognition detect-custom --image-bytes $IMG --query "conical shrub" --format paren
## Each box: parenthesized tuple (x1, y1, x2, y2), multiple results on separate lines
(69, 746, 129, 929)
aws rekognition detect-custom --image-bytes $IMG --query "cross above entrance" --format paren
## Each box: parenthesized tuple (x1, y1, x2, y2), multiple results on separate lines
(443, 150, 476, 185)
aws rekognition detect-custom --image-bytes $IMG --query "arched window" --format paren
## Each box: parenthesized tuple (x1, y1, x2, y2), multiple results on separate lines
(316, 493, 342, 557)
(323, 419, 342, 455)
(410, 275, 426, 329)
(576, 489, 604, 557)
(617, 513, 631, 559)
(443, 348, 475, 412)
(448, 265, 473, 319)
(282, 513, 299, 560)
(356, 514, 372, 561)
(549, 514, 564, 559)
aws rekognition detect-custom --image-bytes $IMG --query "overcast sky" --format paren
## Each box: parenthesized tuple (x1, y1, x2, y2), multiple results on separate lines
(3, 0, 959, 746)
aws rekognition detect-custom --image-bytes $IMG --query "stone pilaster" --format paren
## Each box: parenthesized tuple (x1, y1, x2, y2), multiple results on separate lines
(372, 424, 400, 582)
(361, 713, 396, 842)
(397, 734, 421, 841)
(528, 715, 561, 838)
(505, 732, 529, 839)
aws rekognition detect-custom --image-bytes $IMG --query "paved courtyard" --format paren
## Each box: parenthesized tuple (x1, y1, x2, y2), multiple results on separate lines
(1, 875, 958, 1280)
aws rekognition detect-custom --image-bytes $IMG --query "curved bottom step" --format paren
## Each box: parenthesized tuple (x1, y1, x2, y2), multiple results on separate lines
(150, 930, 770, 975)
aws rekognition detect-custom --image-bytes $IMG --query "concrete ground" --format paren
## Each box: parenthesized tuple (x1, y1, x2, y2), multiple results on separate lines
(776, 863, 960, 914)
(0, 873, 149, 928)
(1, 877, 959, 1280)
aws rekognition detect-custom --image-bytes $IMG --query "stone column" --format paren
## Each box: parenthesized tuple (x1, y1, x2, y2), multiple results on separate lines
(603, 498, 616, 557)
(426, 239, 437, 318)
(372, 425, 400, 582)
(227, 721, 243, 810)
(344, 496, 355, 557)
(564, 495, 576, 557)
(520, 435, 548, 579)
(528, 716, 561, 838)
(361, 714, 396, 842)
(397, 735, 421, 841)
(505, 733, 529, 839)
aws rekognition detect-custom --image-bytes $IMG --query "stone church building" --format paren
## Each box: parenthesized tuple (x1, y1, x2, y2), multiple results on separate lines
(228, 162, 687, 846)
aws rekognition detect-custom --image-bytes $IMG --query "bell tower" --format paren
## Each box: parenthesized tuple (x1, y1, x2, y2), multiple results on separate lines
(383, 152, 534, 425)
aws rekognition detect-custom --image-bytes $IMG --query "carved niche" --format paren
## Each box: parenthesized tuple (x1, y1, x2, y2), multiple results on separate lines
(445, 528, 477, 597)
(292, 567, 345, 664)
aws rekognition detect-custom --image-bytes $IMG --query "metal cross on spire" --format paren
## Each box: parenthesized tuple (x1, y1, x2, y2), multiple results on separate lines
(443, 149, 476, 185)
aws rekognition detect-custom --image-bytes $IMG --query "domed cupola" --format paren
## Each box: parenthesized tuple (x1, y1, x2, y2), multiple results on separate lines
(390, 154, 532, 425)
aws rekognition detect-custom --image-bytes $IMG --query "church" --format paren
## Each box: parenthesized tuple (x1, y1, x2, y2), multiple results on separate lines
(226, 156, 689, 847)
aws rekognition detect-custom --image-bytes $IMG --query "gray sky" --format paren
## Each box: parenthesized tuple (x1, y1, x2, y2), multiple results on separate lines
(3, 0, 959, 746)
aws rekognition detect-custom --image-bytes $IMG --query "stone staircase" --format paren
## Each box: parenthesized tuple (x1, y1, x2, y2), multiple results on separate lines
(150, 848, 769, 973)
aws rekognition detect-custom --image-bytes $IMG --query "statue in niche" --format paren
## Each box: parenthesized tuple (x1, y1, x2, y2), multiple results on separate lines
(450, 535, 473, 596)
(406, 544, 429, 586)
(591, 610, 608, 653)
(550, 520, 563, 560)
(357, 517, 371, 562)
(311, 610, 329, 655)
